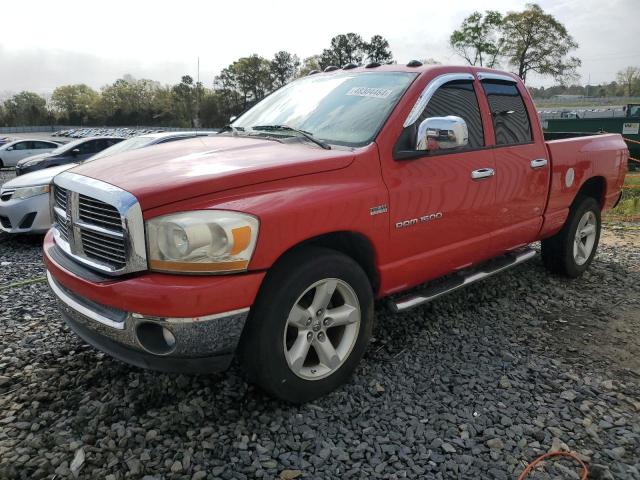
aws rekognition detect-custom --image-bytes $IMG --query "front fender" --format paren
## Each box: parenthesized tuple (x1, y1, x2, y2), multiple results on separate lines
(142, 150, 390, 272)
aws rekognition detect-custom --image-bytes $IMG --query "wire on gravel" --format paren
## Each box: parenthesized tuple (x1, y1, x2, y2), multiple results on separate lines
(0, 276, 46, 291)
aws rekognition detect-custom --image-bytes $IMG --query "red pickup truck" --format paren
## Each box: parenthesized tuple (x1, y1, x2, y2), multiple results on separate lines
(44, 64, 628, 402)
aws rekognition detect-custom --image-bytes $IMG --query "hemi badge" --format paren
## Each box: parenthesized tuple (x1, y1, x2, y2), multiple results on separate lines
(370, 204, 388, 216)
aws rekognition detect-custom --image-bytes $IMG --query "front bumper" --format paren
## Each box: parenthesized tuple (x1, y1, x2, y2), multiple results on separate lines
(0, 193, 51, 233)
(43, 229, 266, 373)
(48, 271, 250, 373)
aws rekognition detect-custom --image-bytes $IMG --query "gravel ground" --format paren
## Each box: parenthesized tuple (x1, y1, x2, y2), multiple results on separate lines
(1, 168, 639, 479)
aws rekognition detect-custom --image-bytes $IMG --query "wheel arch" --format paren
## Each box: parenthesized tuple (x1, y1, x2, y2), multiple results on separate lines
(267, 231, 380, 296)
(575, 176, 606, 209)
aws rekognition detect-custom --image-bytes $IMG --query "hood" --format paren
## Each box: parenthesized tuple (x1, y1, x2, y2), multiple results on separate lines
(17, 152, 53, 166)
(4, 164, 77, 188)
(70, 136, 355, 210)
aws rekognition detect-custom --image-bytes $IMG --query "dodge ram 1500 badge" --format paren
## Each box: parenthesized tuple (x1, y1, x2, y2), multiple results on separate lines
(44, 63, 628, 403)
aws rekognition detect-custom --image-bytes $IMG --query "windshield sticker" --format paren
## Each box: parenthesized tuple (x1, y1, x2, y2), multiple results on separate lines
(346, 87, 392, 99)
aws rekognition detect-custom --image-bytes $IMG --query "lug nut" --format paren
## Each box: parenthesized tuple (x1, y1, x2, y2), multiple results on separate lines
(323, 318, 331, 327)
(317, 332, 326, 342)
(307, 332, 313, 341)
(306, 317, 312, 326)
(316, 309, 323, 317)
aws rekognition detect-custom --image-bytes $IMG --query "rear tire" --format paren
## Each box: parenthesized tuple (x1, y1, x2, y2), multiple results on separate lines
(239, 247, 374, 403)
(541, 196, 601, 278)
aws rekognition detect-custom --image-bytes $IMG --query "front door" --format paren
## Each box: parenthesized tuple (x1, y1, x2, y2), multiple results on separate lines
(381, 75, 497, 291)
(480, 79, 549, 252)
(6, 141, 35, 166)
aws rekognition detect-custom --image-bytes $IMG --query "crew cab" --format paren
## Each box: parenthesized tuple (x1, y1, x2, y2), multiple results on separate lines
(44, 64, 628, 403)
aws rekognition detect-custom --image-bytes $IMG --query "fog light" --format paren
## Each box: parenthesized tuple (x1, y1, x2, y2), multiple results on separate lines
(135, 322, 176, 355)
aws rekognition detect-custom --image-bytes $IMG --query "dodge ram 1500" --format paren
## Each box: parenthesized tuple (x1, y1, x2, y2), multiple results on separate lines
(44, 64, 628, 402)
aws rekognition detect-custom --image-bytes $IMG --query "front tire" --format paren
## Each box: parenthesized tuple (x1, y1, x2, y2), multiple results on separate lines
(239, 247, 374, 403)
(541, 196, 601, 278)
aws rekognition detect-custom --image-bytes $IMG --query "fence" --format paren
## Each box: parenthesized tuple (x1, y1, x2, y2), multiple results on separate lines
(0, 125, 218, 134)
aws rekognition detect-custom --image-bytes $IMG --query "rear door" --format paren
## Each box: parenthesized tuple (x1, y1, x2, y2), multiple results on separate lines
(479, 77, 549, 252)
(33, 141, 58, 153)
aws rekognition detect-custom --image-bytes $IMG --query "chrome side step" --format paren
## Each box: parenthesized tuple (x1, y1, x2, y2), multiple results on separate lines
(389, 248, 537, 313)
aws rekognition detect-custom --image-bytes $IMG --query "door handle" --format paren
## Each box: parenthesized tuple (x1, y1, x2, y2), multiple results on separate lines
(471, 168, 495, 180)
(530, 158, 548, 169)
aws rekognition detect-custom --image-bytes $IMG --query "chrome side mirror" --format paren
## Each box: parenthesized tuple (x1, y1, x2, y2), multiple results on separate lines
(416, 116, 468, 152)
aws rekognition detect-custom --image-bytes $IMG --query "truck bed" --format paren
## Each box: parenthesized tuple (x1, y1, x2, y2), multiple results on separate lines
(542, 133, 628, 230)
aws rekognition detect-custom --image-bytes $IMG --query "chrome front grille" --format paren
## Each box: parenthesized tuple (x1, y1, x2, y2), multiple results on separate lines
(53, 186, 70, 242)
(80, 229, 127, 269)
(51, 172, 147, 276)
(78, 194, 123, 231)
(54, 186, 68, 210)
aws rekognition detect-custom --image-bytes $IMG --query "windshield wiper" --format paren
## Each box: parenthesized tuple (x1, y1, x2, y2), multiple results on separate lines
(251, 125, 331, 150)
(219, 124, 245, 134)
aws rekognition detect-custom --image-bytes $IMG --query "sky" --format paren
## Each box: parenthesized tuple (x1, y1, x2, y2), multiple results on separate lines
(1, 0, 639, 96)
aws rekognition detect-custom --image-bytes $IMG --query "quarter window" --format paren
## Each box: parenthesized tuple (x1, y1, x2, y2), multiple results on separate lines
(481, 81, 532, 145)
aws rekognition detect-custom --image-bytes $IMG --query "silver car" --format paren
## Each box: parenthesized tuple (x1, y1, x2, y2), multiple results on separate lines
(0, 164, 74, 233)
(0, 139, 61, 168)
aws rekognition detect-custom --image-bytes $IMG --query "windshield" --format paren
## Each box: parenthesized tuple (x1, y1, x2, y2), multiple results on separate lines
(88, 136, 153, 162)
(233, 71, 417, 147)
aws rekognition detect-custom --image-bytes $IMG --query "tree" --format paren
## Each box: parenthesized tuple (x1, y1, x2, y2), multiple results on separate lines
(364, 35, 393, 64)
(3, 91, 48, 126)
(320, 33, 366, 69)
(51, 84, 99, 124)
(172, 75, 205, 127)
(298, 55, 322, 76)
(450, 10, 503, 67)
(214, 55, 273, 119)
(500, 3, 581, 83)
(616, 66, 640, 96)
(270, 51, 300, 88)
(95, 76, 175, 126)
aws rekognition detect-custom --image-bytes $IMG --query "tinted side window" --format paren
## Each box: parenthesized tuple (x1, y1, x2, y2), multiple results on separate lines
(14, 142, 31, 150)
(33, 141, 54, 149)
(481, 81, 532, 145)
(419, 81, 485, 149)
(77, 140, 97, 154)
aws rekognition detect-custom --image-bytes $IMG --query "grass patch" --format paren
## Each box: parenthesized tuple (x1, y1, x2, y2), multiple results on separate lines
(605, 174, 640, 221)
(625, 174, 640, 187)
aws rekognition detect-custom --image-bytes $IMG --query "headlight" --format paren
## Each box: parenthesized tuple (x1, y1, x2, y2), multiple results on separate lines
(146, 210, 259, 274)
(12, 185, 50, 200)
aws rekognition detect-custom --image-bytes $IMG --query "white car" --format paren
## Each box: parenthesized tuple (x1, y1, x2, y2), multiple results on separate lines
(0, 139, 61, 168)
(0, 164, 74, 233)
